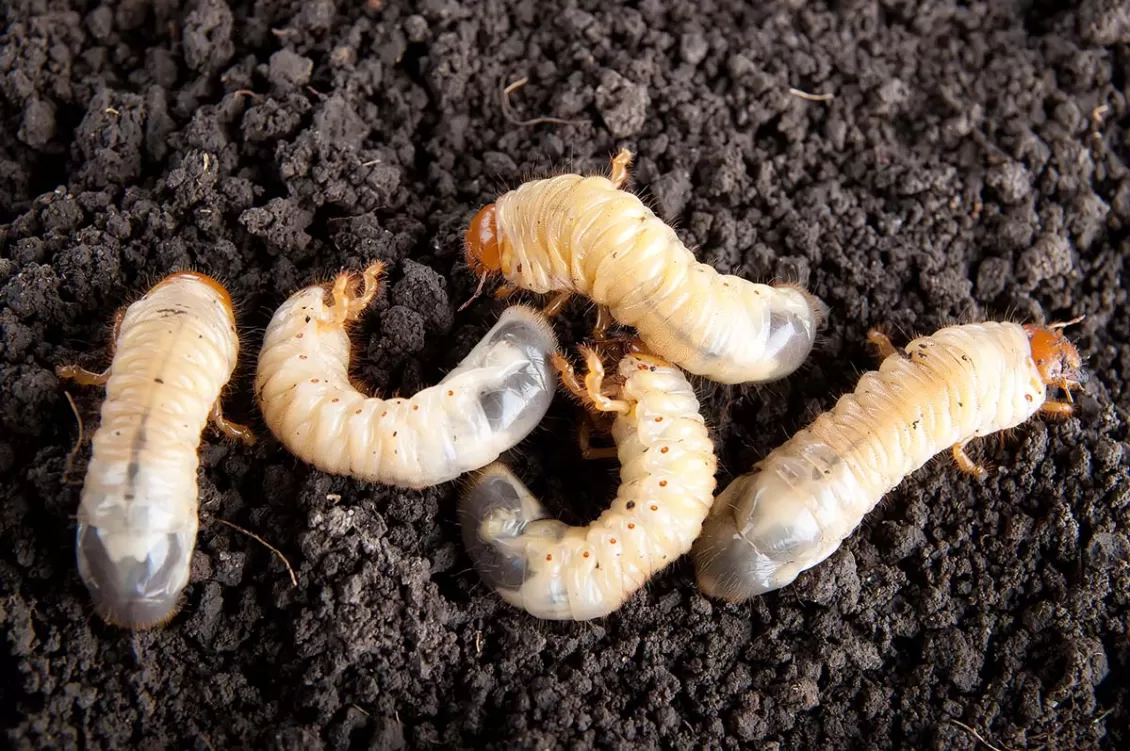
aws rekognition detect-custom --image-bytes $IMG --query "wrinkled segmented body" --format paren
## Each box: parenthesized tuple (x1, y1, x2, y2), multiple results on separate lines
(461, 354, 718, 620)
(493, 173, 822, 384)
(255, 287, 558, 489)
(694, 322, 1049, 601)
(77, 273, 240, 628)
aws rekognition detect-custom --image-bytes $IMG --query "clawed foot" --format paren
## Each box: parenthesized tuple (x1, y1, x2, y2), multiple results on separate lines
(330, 262, 385, 326)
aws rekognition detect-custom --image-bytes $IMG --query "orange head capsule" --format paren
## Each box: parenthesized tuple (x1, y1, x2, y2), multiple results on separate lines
(465, 203, 502, 276)
(1024, 320, 1085, 395)
(154, 271, 234, 312)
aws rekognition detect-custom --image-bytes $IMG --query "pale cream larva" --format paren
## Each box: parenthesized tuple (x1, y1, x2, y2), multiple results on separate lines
(459, 345, 718, 620)
(56, 272, 254, 629)
(255, 263, 559, 489)
(693, 320, 1086, 602)
(463, 150, 827, 385)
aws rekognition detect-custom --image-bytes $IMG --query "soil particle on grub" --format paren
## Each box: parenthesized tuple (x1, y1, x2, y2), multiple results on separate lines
(2, 0, 1129, 748)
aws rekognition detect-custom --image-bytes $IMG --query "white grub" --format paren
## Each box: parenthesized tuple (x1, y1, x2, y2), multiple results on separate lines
(58, 272, 252, 629)
(693, 320, 1085, 602)
(464, 150, 827, 385)
(460, 346, 717, 620)
(255, 263, 560, 489)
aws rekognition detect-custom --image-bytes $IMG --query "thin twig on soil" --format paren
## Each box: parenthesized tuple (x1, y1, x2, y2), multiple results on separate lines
(214, 518, 298, 587)
(948, 719, 1013, 751)
(501, 77, 588, 127)
(62, 391, 84, 486)
(788, 87, 834, 102)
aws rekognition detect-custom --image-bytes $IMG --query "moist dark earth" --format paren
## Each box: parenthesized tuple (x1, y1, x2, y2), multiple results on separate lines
(2, 0, 1129, 748)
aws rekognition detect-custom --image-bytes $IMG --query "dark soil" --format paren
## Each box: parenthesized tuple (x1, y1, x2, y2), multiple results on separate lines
(2, 0, 1129, 748)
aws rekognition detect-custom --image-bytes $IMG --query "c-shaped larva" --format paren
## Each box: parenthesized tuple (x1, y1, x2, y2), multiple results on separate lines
(463, 150, 827, 385)
(254, 263, 560, 489)
(459, 345, 718, 620)
(692, 319, 1085, 602)
(56, 272, 254, 629)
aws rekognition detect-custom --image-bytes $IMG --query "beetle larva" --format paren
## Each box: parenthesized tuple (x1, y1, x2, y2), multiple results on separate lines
(463, 150, 827, 385)
(255, 262, 559, 489)
(460, 345, 717, 620)
(56, 272, 253, 629)
(692, 320, 1085, 602)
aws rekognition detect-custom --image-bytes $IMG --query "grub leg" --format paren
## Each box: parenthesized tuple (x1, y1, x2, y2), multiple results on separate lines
(331, 262, 385, 325)
(493, 283, 519, 301)
(592, 305, 614, 340)
(866, 328, 900, 360)
(542, 291, 572, 318)
(209, 401, 256, 446)
(56, 364, 110, 388)
(553, 348, 631, 415)
(1040, 400, 1074, 419)
(951, 441, 988, 480)
(578, 347, 631, 414)
(609, 149, 633, 189)
(553, 352, 589, 404)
